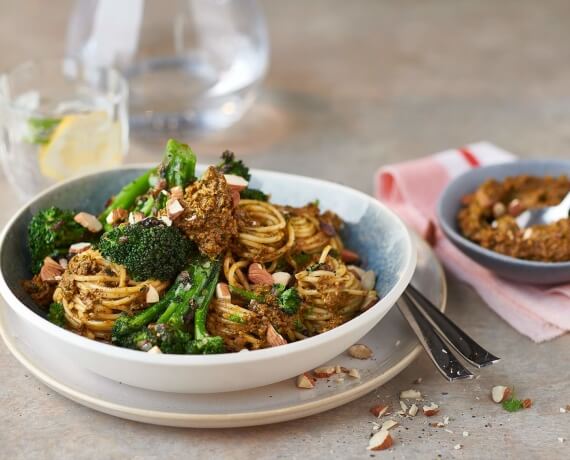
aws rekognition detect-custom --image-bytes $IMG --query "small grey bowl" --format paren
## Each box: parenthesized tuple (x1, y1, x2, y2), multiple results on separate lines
(437, 159, 570, 285)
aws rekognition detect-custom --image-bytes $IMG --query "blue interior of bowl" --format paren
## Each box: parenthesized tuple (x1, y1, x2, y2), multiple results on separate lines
(1, 167, 412, 320)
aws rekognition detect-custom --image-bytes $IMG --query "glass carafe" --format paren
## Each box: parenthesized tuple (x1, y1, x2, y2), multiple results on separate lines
(66, 0, 269, 133)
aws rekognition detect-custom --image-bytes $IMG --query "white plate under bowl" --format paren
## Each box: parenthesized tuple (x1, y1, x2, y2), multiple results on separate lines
(0, 164, 417, 393)
(0, 235, 445, 428)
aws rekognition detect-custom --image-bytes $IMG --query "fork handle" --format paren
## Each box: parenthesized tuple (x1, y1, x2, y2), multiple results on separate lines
(398, 294, 474, 382)
(406, 284, 500, 368)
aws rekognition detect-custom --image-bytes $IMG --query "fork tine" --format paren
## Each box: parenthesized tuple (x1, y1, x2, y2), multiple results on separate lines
(406, 284, 500, 368)
(398, 293, 475, 382)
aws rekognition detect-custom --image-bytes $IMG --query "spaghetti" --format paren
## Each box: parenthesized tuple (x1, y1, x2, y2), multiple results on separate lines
(53, 250, 169, 340)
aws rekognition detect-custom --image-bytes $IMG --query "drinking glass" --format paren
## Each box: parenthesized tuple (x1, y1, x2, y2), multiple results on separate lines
(0, 59, 129, 199)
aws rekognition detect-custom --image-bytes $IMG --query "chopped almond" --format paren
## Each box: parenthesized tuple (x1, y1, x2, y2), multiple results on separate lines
(348, 368, 361, 379)
(522, 398, 532, 409)
(313, 366, 336, 378)
(248, 263, 273, 285)
(422, 403, 440, 417)
(348, 344, 373, 359)
(271, 271, 291, 286)
(166, 199, 184, 221)
(39, 257, 64, 282)
(224, 174, 249, 191)
(400, 389, 422, 400)
(69, 242, 91, 254)
(380, 420, 399, 431)
(408, 404, 419, 417)
(266, 324, 287, 347)
(340, 248, 360, 263)
(296, 373, 316, 389)
(216, 282, 231, 302)
(146, 285, 160, 304)
(74, 212, 102, 233)
(106, 208, 128, 225)
(491, 385, 512, 403)
(367, 430, 393, 451)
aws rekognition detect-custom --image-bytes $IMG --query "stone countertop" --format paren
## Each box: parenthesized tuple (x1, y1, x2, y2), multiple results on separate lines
(0, 0, 569, 458)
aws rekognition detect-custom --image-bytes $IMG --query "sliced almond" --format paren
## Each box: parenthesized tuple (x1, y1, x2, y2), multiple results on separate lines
(296, 373, 315, 389)
(74, 212, 102, 233)
(39, 257, 64, 282)
(380, 419, 399, 431)
(216, 282, 231, 302)
(106, 208, 128, 225)
(69, 242, 91, 254)
(166, 199, 184, 221)
(266, 324, 287, 347)
(271, 271, 291, 286)
(348, 344, 373, 359)
(367, 430, 393, 451)
(248, 263, 273, 285)
(360, 270, 376, 290)
(491, 385, 512, 403)
(224, 174, 249, 191)
(160, 215, 173, 227)
(422, 402, 440, 416)
(400, 389, 422, 400)
(147, 346, 162, 354)
(408, 403, 419, 417)
(400, 400, 408, 412)
(522, 398, 532, 409)
(313, 366, 336, 378)
(146, 285, 160, 304)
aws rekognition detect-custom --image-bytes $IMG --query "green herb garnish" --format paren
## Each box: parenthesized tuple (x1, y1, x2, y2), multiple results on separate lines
(26, 117, 61, 144)
(228, 313, 245, 324)
(502, 398, 525, 412)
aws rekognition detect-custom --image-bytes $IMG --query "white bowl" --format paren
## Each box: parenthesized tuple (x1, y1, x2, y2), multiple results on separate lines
(0, 165, 416, 393)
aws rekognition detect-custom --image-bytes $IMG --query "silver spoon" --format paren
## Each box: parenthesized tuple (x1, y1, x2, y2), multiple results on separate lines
(516, 191, 570, 228)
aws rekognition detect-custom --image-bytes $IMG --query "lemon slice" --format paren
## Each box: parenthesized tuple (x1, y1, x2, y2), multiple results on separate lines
(39, 111, 123, 181)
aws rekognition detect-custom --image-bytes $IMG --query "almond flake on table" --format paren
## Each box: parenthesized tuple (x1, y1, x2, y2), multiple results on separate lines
(400, 389, 422, 400)
(463, 431, 469, 437)
(380, 419, 399, 431)
(454, 444, 462, 450)
(559, 438, 565, 443)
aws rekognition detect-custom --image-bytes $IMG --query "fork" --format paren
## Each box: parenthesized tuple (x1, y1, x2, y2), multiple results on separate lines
(397, 284, 500, 381)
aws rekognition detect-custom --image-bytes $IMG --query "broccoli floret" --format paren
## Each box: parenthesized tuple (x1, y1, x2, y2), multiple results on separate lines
(99, 139, 197, 230)
(48, 302, 66, 328)
(99, 218, 193, 281)
(217, 151, 251, 180)
(240, 188, 269, 201)
(28, 206, 89, 274)
(278, 287, 301, 315)
(231, 284, 301, 315)
(158, 139, 197, 188)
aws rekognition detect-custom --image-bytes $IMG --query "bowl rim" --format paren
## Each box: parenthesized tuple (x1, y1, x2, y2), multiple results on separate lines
(436, 159, 570, 268)
(0, 163, 417, 366)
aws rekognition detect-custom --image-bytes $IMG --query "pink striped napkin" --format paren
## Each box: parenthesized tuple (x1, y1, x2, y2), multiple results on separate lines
(375, 142, 569, 342)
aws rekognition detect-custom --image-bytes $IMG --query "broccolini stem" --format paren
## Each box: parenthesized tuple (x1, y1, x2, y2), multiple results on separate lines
(99, 168, 154, 231)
